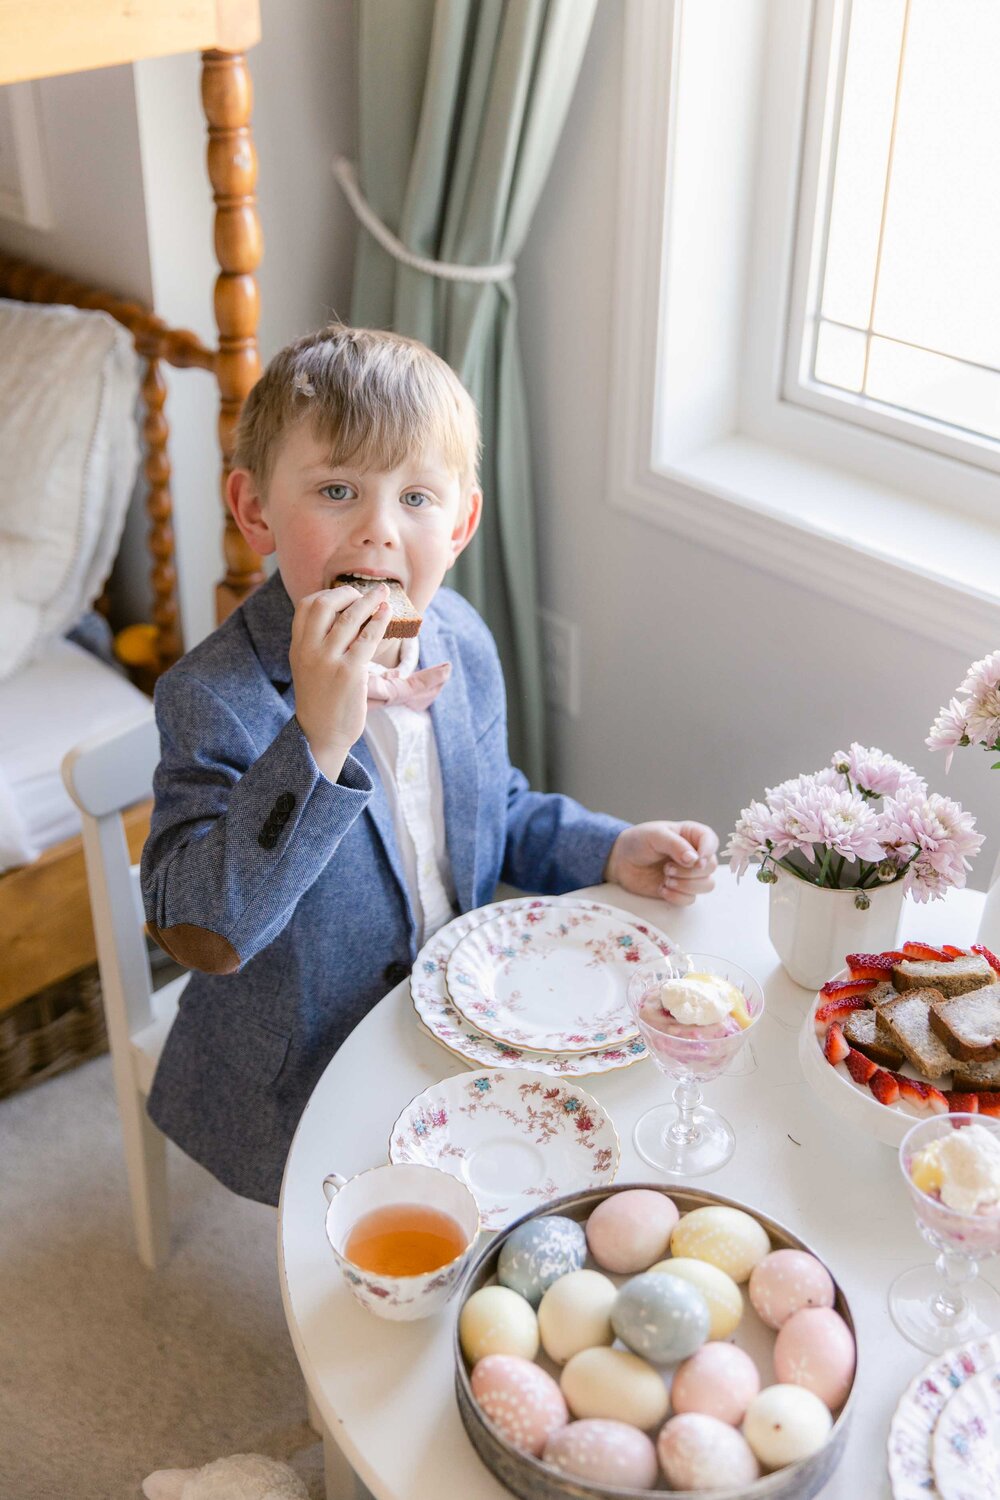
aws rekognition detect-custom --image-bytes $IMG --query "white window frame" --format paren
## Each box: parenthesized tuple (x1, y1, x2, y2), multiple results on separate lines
(607, 0, 1000, 657)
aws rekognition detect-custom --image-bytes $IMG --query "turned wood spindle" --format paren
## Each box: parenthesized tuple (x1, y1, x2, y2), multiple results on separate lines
(141, 361, 182, 670)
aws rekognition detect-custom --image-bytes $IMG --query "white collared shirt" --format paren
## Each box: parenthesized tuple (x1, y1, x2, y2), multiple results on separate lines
(364, 637, 457, 946)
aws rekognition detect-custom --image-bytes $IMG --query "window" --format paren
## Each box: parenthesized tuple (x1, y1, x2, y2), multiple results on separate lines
(787, 0, 1000, 470)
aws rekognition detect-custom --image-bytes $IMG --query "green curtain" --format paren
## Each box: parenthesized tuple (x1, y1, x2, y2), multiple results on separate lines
(349, 0, 598, 788)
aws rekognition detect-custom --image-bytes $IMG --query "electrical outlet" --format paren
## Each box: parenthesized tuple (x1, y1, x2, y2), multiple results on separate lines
(538, 607, 581, 717)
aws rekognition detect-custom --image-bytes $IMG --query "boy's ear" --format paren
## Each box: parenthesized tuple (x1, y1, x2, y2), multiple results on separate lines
(226, 468, 275, 556)
(447, 487, 483, 567)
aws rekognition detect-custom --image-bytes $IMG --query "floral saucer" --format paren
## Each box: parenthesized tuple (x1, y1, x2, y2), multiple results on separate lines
(887, 1333, 1000, 1499)
(445, 903, 652, 1052)
(411, 896, 675, 1077)
(931, 1363, 1000, 1500)
(388, 1070, 620, 1229)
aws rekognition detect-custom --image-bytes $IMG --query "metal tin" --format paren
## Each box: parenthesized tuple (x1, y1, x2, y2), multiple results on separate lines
(454, 1183, 855, 1500)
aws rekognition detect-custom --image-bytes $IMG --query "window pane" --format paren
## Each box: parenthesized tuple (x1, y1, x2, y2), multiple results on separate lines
(814, 321, 866, 393)
(866, 338, 1000, 443)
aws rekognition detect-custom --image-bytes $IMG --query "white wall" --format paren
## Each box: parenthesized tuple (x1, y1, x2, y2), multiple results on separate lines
(517, 0, 1000, 880)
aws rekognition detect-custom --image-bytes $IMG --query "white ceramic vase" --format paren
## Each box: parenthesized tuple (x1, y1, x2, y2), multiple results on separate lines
(768, 865, 907, 990)
(976, 848, 1000, 953)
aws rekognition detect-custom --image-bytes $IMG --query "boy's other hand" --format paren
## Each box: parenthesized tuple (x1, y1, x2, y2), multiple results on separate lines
(604, 821, 719, 907)
(290, 583, 390, 781)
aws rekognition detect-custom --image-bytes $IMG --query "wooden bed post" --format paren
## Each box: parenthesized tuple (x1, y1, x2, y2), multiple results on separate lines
(201, 48, 265, 624)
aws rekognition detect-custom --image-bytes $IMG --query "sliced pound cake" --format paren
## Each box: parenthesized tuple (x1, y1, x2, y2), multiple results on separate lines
(928, 984, 1000, 1062)
(891, 953, 994, 996)
(952, 1054, 1000, 1091)
(876, 990, 957, 1080)
(842, 1009, 905, 1069)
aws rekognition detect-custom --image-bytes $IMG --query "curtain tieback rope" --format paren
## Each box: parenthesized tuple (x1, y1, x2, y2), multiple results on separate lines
(332, 157, 515, 284)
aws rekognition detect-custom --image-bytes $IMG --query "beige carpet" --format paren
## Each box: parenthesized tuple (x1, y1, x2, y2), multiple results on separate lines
(0, 1053, 325, 1499)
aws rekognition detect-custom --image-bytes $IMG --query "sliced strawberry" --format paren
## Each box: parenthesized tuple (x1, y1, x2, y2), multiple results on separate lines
(815, 995, 872, 1031)
(870, 1069, 900, 1105)
(845, 1048, 878, 1085)
(947, 1092, 980, 1114)
(976, 1092, 1000, 1118)
(895, 1075, 934, 1112)
(819, 977, 877, 999)
(942, 945, 968, 958)
(925, 1085, 950, 1115)
(824, 1023, 850, 1066)
(972, 944, 1000, 977)
(846, 952, 903, 978)
(901, 941, 954, 962)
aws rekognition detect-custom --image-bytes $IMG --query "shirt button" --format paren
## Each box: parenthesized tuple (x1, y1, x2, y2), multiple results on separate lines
(383, 961, 410, 986)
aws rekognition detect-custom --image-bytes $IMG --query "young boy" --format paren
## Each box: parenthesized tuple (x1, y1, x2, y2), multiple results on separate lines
(141, 325, 718, 1206)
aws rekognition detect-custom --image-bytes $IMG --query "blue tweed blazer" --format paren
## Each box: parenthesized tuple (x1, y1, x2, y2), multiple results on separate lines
(141, 572, 628, 1204)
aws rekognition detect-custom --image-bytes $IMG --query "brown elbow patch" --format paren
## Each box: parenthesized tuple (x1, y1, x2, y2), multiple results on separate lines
(147, 921, 241, 975)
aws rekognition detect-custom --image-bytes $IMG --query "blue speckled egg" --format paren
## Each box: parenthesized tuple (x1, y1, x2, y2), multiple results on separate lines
(497, 1216, 587, 1307)
(611, 1271, 711, 1364)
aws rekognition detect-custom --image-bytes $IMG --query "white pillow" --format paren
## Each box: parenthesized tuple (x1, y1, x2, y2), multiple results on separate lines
(0, 298, 141, 680)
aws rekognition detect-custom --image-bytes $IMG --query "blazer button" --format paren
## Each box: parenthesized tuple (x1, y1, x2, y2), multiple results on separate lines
(262, 819, 281, 839)
(275, 792, 295, 814)
(258, 831, 278, 849)
(383, 961, 410, 986)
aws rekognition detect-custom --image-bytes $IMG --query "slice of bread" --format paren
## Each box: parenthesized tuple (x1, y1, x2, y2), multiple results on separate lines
(842, 1009, 905, 1069)
(928, 984, 1000, 1062)
(333, 575, 422, 638)
(876, 990, 957, 1080)
(891, 953, 994, 996)
(952, 1054, 1000, 1090)
(867, 980, 898, 1011)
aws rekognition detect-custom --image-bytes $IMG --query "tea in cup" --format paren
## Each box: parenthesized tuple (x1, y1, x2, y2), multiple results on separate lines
(323, 1162, 480, 1320)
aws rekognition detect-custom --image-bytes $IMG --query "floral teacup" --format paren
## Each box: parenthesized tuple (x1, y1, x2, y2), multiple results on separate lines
(323, 1161, 480, 1320)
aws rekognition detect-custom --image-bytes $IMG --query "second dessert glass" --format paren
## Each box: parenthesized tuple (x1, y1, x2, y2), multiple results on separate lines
(890, 1113, 1000, 1353)
(625, 953, 764, 1176)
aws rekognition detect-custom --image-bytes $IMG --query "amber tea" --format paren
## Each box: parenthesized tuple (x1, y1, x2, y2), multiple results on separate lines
(344, 1202, 468, 1276)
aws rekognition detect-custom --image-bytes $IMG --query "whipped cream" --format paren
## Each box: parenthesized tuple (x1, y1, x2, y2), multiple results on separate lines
(911, 1125, 1000, 1215)
(659, 972, 740, 1027)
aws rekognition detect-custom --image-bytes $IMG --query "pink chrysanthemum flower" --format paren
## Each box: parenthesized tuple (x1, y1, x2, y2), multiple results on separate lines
(832, 743, 926, 800)
(925, 698, 971, 772)
(880, 789, 985, 903)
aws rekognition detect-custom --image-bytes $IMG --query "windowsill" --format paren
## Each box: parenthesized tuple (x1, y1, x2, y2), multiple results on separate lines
(615, 434, 1000, 654)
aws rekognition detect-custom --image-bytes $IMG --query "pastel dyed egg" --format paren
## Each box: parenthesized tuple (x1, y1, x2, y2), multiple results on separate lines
(459, 1286, 539, 1363)
(742, 1384, 832, 1467)
(648, 1257, 744, 1340)
(585, 1190, 680, 1273)
(670, 1206, 771, 1283)
(538, 1269, 616, 1364)
(471, 1354, 568, 1457)
(670, 1343, 761, 1425)
(773, 1307, 856, 1410)
(657, 1413, 761, 1490)
(611, 1272, 710, 1364)
(543, 1420, 659, 1490)
(749, 1249, 836, 1330)
(561, 1347, 670, 1429)
(497, 1216, 587, 1306)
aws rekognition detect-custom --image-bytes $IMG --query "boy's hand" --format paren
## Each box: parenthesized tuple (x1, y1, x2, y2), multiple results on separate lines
(290, 583, 390, 781)
(604, 821, 719, 907)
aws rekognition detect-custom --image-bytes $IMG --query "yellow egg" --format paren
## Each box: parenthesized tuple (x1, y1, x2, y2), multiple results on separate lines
(670, 1207, 770, 1284)
(648, 1257, 744, 1339)
(460, 1285, 539, 1363)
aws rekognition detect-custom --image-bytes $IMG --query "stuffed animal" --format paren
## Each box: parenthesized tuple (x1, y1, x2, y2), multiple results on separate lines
(142, 1453, 309, 1500)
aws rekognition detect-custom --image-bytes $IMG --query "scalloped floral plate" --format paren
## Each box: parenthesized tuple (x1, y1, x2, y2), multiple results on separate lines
(388, 1069, 620, 1230)
(931, 1363, 1000, 1500)
(411, 896, 676, 1077)
(887, 1333, 1000, 1499)
(445, 903, 652, 1052)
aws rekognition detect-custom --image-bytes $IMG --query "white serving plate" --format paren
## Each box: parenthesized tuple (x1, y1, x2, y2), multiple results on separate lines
(887, 1333, 1000, 1500)
(387, 1069, 620, 1230)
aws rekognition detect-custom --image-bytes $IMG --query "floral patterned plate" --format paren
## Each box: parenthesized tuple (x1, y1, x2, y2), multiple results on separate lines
(887, 1333, 1000, 1500)
(445, 903, 654, 1052)
(411, 897, 675, 1077)
(931, 1363, 1000, 1500)
(388, 1070, 620, 1229)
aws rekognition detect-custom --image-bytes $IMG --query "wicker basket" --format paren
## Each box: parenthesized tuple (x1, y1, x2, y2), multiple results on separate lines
(0, 965, 108, 1099)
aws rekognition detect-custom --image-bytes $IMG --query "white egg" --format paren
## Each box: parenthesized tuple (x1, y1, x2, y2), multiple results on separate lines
(538, 1269, 616, 1364)
(459, 1285, 539, 1364)
(670, 1206, 771, 1283)
(561, 1347, 670, 1430)
(648, 1257, 744, 1340)
(742, 1384, 833, 1468)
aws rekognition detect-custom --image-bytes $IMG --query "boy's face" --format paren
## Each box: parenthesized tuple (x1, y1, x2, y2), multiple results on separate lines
(229, 422, 482, 620)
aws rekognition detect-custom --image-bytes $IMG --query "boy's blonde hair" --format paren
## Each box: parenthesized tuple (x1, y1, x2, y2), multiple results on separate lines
(233, 324, 481, 502)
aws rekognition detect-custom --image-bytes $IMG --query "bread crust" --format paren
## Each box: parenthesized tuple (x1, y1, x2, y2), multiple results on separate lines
(891, 954, 994, 996)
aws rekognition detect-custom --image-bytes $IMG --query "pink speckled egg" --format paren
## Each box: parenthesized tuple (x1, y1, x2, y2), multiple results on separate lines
(773, 1307, 856, 1410)
(471, 1354, 569, 1456)
(586, 1190, 679, 1273)
(657, 1412, 761, 1490)
(670, 1342, 761, 1426)
(543, 1419, 659, 1490)
(748, 1249, 836, 1330)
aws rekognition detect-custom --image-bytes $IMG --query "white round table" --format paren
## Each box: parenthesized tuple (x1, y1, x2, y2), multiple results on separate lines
(278, 870, 995, 1500)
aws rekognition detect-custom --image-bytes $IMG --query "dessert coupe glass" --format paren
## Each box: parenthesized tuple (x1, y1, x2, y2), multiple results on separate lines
(625, 953, 764, 1176)
(891, 1114, 1000, 1353)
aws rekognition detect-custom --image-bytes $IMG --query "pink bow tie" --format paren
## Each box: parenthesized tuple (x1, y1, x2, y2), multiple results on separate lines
(366, 660, 451, 712)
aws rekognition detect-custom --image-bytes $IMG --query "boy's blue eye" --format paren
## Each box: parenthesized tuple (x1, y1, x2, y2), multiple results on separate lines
(321, 483, 353, 501)
(402, 491, 430, 508)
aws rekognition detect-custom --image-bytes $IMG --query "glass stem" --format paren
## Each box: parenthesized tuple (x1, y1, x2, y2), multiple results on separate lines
(932, 1249, 976, 1325)
(667, 1080, 703, 1146)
